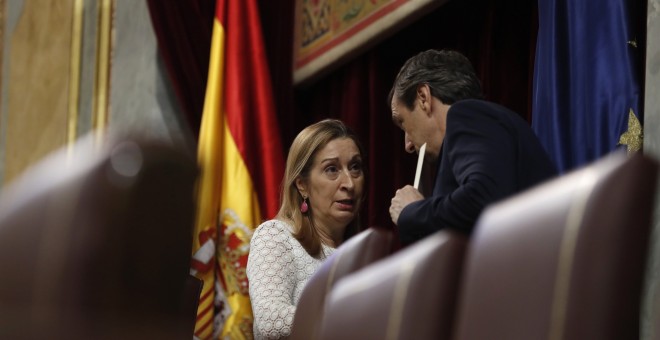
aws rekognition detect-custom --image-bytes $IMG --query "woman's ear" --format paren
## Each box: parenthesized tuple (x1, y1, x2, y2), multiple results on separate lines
(295, 177, 307, 197)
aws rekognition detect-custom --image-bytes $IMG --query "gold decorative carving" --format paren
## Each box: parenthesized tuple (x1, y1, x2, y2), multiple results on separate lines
(618, 109, 643, 154)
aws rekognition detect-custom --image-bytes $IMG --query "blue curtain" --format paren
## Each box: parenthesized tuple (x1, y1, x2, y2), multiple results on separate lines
(532, 0, 644, 173)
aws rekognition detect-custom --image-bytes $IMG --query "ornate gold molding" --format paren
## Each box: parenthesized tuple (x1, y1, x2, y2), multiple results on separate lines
(67, 0, 84, 157)
(92, 0, 113, 145)
(0, 0, 5, 110)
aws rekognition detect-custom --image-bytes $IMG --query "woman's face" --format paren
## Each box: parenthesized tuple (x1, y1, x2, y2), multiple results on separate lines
(297, 137, 364, 233)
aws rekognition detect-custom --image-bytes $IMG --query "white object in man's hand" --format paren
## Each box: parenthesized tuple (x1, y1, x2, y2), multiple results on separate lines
(389, 185, 424, 225)
(413, 143, 426, 189)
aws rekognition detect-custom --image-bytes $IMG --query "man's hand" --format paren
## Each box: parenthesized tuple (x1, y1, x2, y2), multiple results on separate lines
(389, 185, 424, 225)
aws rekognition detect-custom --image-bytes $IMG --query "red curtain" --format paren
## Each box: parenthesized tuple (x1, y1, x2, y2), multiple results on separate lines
(147, 0, 538, 230)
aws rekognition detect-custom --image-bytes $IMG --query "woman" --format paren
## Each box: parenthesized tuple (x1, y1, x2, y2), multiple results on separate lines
(246, 119, 366, 340)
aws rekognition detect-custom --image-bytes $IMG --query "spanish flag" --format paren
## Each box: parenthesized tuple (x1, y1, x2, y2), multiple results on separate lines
(190, 0, 284, 338)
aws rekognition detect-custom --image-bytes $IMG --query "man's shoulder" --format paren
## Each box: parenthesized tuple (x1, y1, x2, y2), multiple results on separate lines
(449, 99, 523, 123)
(451, 99, 507, 112)
(448, 99, 500, 122)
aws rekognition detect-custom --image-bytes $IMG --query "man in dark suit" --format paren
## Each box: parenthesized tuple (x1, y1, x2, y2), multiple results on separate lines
(388, 49, 557, 245)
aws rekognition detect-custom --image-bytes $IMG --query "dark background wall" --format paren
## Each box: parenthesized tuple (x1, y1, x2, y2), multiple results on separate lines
(258, 0, 538, 229)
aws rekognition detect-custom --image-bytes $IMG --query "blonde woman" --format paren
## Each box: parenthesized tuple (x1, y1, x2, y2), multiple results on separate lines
(247, 119, 366, 339)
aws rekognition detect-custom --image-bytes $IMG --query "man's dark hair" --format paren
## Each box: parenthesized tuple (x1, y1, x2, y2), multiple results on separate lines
(388, 49, 483, 110)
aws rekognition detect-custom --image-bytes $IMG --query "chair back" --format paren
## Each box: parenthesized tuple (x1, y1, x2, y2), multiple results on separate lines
(453, 152, 658, 340)
(290, 227, 396, 340)
(319, 230, 468, 340)
(0, 134, 197, 340)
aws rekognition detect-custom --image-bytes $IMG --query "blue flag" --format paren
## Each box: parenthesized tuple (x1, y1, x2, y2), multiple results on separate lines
(532, 0, 644, 173)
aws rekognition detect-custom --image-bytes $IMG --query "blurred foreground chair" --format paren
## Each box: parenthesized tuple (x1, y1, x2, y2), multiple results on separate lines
(0, 133, 198, 340)
(290, 227, 396, 340)
(453, 152, 658, 340)
(319, 230, 468, 340)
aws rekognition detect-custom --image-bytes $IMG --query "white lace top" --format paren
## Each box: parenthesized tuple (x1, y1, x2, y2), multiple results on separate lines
(247, 219, 335, 340)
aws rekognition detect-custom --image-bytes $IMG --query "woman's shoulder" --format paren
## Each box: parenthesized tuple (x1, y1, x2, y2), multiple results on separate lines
(252, 219, 295, 242)
(255, 219, 293, 232)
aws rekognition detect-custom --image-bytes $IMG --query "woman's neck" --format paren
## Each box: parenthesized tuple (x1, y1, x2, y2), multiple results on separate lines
(317, 224, 344, 248)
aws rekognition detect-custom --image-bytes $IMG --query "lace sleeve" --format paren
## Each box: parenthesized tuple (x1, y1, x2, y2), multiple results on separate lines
(247, 221, 296, 339)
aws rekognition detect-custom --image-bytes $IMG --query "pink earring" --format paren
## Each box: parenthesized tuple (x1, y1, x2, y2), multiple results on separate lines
(300, 197, 309, 213)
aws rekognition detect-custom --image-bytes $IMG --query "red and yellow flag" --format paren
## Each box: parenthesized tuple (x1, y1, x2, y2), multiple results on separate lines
(190, 0, 284, 338)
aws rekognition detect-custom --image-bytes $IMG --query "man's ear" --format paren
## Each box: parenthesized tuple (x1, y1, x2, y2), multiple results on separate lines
(417, 84, 433, 114)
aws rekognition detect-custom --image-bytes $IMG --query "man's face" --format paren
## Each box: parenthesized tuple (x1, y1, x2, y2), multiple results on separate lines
(391, 97, 429, 155)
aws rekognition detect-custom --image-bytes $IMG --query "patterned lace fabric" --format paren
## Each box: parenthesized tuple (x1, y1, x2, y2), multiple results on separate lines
(247, 219, 335, 340)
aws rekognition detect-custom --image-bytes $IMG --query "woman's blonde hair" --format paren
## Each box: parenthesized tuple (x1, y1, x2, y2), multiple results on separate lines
(277, 119, 366, 256)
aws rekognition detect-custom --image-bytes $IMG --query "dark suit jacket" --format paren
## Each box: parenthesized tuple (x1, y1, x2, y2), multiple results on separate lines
(398, 99, 557, 245)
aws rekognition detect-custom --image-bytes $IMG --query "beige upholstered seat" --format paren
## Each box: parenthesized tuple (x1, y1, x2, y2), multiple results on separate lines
(453, 152, 658, 340)
(290, 227, 396, 340)
(0, 134, 198, 340)
(319, 230, 468, 340)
